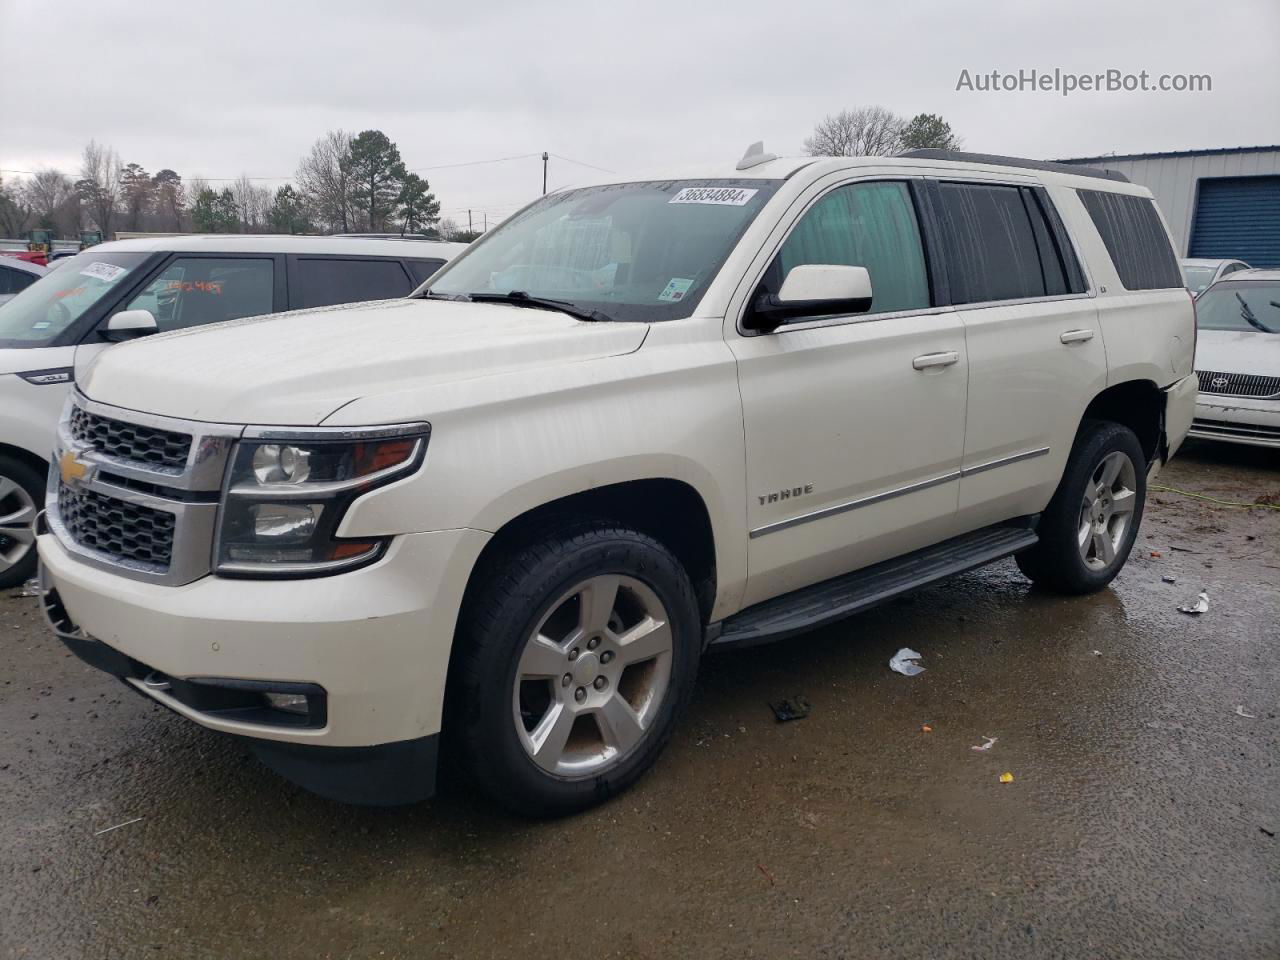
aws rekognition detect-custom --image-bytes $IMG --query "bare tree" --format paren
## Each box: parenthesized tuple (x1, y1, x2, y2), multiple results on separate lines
(803, 106, 905, 157)
(296, 130, 354, 233)
(76, 140, 123, 236)
(23, 169, 79, 235)
(230, 176, 273, 232)
(0, 175, 34, 237)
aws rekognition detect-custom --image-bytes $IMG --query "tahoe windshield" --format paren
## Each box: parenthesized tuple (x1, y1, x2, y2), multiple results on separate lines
(1196, 280, 1280, 334)
(0, 251, 149, 348)
(425, 179, 780, 322)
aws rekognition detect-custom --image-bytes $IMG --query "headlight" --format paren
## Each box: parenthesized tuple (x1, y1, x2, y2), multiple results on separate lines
(214, 423, 429, 577)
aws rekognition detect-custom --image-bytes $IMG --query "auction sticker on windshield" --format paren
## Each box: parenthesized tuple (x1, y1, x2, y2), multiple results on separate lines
(669, 187, 759, 206)
(80, 262, 128, 283)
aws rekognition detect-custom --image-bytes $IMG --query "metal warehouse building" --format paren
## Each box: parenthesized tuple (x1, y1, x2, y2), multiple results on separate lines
(1060, 145, 1280, 267)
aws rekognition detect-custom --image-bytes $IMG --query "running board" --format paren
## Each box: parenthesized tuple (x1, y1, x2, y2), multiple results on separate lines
(710, 524, 1039, 650)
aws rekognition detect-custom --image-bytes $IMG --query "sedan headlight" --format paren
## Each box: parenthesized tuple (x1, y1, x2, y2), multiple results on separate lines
(214, 423, 429, 577)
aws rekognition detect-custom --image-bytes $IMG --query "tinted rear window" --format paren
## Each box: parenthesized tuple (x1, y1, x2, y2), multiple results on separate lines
(935, 182, 1047, 304)
(293, 258, 413, 309)
(1078, 190, 1182, 291)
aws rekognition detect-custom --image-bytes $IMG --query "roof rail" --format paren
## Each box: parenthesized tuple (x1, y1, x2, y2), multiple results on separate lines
(896, 149, 1130, 183)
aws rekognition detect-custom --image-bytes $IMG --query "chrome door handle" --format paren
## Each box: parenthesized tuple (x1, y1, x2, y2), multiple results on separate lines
(1060, 329, 1095, 344)
(912, 351, 959, 370)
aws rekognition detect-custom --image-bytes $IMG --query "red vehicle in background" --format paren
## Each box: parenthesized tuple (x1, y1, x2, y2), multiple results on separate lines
(0, 250, 48, 267)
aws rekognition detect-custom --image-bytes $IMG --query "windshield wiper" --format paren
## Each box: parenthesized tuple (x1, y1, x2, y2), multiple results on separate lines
(467, 290, 614, 323)
(418, 289, 470, 302)
(1236, 292, 1277, 333)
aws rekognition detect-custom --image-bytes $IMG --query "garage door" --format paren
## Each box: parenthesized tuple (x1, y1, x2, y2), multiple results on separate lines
(1188, 176, 1280, 267)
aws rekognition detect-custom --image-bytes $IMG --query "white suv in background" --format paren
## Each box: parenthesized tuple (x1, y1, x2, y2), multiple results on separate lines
(0, 235, 464, 587)
(38, 149, 1196, 815)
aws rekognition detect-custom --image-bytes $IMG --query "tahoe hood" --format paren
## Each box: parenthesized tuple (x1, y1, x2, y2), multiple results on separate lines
(79, 299, 649, 424)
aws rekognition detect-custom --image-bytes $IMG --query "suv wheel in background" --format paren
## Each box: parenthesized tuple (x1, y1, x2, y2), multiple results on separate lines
(448, 522, 701, 817)
(0, 455, 43, 590)
(1017, 421, 1147, 595)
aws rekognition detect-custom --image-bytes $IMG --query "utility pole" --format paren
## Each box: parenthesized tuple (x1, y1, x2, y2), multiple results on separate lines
(468, 209, 472, 234)
(542, 152, 549, 195)
(484, 212, 487, 232)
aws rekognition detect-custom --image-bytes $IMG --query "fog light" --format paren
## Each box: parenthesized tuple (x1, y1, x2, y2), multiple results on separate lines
(263, 692, 309, 715)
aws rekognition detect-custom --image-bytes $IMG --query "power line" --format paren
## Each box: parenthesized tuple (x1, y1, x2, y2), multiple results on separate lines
(407, 153, 540, 173)
(549, 153, 616, 174)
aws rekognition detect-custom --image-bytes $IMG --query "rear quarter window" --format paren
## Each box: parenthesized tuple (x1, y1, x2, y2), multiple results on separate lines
(293, 258, 414, 309)
(1077, 190, 1182, 291)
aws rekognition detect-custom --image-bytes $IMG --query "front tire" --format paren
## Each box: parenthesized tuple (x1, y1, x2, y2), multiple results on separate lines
(0, 455, 43, 590)
(1017, 421, 1146, 594)
(448, 522, 701, 817)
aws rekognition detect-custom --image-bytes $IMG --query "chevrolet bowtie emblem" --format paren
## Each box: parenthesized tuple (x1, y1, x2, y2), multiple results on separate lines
(59, 450, 91, 487)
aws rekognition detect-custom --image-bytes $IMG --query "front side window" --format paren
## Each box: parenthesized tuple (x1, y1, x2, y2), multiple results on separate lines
(0, 251, 149, 348)
(0, 265, 39, 295)
(294, 258, 413, 309)
(1078, 189, 1182, 291)
(123, 257, 275, 332)
(1195, 280, 1280, 334)
(427, 179, 781, 322)
(768, 181, 930, 316)
(936, 182, 1047, 304)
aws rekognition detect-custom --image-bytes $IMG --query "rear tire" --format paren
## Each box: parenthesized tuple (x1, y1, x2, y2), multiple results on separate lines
(0, 455, 43, 590)
(1017, 421, 1146, 594)
(447, 522, 701, 817)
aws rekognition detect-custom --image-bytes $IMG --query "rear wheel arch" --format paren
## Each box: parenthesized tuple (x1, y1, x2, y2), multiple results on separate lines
(1079, 380, 1164, 464)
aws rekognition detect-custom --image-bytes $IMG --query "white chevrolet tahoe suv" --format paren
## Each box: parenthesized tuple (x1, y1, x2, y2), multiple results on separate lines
(37, 148, 1197, 816)
(0, 235, 464, 589)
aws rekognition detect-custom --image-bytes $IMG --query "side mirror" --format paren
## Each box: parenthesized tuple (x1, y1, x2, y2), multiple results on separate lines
(744, 264, 873, 332)
(102, 309, 158, 342)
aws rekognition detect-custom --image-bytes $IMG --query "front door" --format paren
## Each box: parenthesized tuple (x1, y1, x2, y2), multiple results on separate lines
(729, 180, 968, 607)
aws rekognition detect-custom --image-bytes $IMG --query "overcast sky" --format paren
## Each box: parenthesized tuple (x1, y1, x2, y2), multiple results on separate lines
(3, 0, 1278, 227)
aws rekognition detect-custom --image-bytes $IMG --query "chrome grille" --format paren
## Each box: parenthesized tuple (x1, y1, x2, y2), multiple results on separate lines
(69, 406, 192, 469)
(1196, 370, 1280, 399)
(48, 394, 241, 585)
(56, 483, 176, 569)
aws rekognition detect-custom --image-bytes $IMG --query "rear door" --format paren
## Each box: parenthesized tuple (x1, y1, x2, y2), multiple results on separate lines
(930, 179, 1108, 530)
(729, 177, 969, 607)
(287, 256, 416, 309)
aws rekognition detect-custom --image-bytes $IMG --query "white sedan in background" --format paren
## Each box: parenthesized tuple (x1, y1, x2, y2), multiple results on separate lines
(1181, 258, 1249, 297)
(1190, 268, 1280, 448)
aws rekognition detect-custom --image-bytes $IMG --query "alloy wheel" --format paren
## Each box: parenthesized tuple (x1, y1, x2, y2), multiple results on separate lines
(0, 475, 37, 576)
(512, 574, 673, 778)
(1077, 450, 1138, 571)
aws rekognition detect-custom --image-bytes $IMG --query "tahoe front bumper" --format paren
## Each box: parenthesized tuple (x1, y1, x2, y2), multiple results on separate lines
(38, 526, 489, 804)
